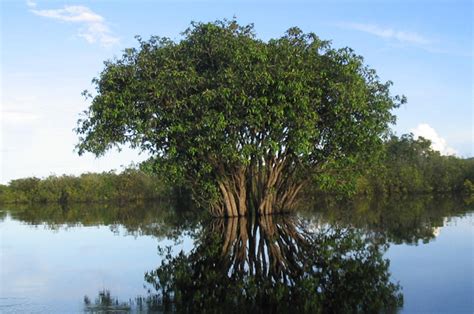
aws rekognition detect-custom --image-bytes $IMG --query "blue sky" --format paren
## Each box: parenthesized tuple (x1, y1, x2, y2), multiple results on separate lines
(1, 0, 472, 183)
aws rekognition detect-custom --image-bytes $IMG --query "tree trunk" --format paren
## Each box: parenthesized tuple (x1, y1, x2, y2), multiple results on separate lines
(211, 159, 305, 217)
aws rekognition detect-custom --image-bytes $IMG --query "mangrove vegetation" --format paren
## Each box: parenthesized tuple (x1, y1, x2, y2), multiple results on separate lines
(75, 20, 404, 217)
(1, 135, 473, 206)
(2, 21, 472, 214)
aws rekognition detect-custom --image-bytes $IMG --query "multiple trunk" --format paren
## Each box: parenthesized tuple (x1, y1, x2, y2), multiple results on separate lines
(209, 215, 310, 281)
(208, 156, 306, 217)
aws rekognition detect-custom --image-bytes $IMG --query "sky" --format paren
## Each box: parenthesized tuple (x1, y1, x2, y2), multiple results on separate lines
(1, 0, 472, 184)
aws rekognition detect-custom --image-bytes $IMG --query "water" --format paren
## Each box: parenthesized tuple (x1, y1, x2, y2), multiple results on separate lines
(0, 196, 472, 313)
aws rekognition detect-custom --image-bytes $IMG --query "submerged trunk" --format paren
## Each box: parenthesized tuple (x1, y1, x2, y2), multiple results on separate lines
(210, 158, 306, 217)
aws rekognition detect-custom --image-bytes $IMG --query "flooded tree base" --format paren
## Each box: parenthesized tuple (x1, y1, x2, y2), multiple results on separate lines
(208, 164, 306, 217)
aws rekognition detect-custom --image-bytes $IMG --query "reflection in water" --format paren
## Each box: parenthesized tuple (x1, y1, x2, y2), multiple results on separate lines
(4, 201, 202, 240)
(6, 195, 469, 245)
(83, 290, 130, 313)
(142, 215, 403, 313)
(3, 195, 471, 313)
(306, 194, 472, 244)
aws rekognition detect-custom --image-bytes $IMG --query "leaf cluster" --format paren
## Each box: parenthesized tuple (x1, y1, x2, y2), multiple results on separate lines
(76, 19, 404, 201)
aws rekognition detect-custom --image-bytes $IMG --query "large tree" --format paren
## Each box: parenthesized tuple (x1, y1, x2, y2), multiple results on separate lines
(76, 20, 404, 217)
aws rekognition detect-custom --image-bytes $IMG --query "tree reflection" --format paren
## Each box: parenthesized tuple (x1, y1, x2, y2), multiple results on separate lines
(4, 194, 470, 246)
(144, 215, 403, 313)
(83, 289, 131, 313)
(308, 194, 472, 245)
(4, 201, 201, 240)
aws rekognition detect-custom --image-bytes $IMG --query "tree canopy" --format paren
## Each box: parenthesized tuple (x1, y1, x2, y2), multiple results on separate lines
(76, 19, 404, 216)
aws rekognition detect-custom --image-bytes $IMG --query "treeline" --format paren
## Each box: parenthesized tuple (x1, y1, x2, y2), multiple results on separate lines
(0, 168, 170, 205)
(1, 135, 473, 205)
(355, 134, 474, 195)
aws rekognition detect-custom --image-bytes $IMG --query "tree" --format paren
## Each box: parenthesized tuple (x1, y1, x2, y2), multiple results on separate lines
(355, 134, 473, 195)
(76, 19, 404, 217)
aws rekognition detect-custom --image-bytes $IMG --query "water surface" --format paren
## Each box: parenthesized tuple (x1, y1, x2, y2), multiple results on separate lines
(0, 196, 472, 313)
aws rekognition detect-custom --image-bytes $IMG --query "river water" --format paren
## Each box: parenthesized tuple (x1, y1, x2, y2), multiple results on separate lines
(0, 195, 472, 313)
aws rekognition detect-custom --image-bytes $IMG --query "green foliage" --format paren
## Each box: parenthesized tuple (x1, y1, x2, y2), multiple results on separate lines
(0, 168, 170, 205)
(352, 134, 474, 196)
(463, 179, 474, 195)
(3, 133, 472, 206)
(76, 19, 402, 213)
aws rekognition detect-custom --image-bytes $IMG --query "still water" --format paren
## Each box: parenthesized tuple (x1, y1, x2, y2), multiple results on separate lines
(0, 196, 472, 313)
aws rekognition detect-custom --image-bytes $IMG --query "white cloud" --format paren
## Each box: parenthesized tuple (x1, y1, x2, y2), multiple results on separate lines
(337, 22, 432, 46)
(31, 5, 103, 23)
(411, 123, 457, 156)
(29, 4, 119, 46)
(26, 0, 37, 8)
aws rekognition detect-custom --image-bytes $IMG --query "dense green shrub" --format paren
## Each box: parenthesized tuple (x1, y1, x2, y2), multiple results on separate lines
(0, 168, 170, 204)
(2, 135, 472, 205)
(354, 135, 474, 196)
